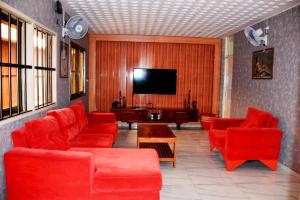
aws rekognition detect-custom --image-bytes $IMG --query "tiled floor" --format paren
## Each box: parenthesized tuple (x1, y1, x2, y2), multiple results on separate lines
(114, 128, 300, 200)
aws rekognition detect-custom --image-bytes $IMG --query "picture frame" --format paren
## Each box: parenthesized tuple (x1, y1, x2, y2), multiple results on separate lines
(60, 41, 69, 78)
(252, 48, 274, 79)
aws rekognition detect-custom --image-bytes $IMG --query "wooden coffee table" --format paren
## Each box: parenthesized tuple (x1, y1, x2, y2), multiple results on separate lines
(137, 124, 176, 167)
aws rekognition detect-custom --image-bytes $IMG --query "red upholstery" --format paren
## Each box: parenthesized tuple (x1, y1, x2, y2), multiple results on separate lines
(5, 147, 162, 200)
(11, 127, 29, 148)
(88, 112, 116, 124)
(70, 148, 162, 191)
(83, 123, 118, 134)
(211, 130, 226, 154)
(83, 123, 118, 141)
(69, 103, 89, 132)
(47, 107, 113, 148)
(4, 147, 94, 200)
(47, 108, 80, 140)
(209, 107, 283, 171)
(7, 102, 162, 199)
(225, 128, 282, 160)
(209, 118, 245, 151)
(210, 118, 245, 130)
(24, 116, 69, 150)
(71, 134, 114, 148)
(240, 107, 274, 128)
(11, 114, 113, 150)
(71, 101, 116, 124)
(70, 101, 118, 142)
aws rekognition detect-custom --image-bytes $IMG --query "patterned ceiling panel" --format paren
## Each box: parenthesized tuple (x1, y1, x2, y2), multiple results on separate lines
(61, 0, 300, 38)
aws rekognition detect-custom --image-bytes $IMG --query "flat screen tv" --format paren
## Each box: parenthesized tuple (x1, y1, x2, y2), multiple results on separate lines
(133, 68, 177, 95)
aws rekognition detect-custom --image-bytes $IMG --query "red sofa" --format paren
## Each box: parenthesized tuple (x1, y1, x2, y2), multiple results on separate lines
(12, 103, 115, 149)
(51, 101, 118, 143)
(5, 101, 162, 200)
(209, 107, 283, 171)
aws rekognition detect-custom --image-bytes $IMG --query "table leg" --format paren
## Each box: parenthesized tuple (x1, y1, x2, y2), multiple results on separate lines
(173, 142, 176, 168)
(128, 122, 132, 130)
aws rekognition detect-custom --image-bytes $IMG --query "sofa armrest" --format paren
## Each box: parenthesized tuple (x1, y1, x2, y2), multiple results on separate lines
(88, 112, 116, 124)
(4, 147, 94, 200)
(210, 118, 246, 130)
(225, 128, 283, 160)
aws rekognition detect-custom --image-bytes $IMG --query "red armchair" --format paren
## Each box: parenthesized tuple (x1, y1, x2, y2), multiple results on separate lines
(209, 107, 283, 171)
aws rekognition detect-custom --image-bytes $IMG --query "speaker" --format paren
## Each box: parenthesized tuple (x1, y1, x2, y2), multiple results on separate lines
(55, 1, 63, 14)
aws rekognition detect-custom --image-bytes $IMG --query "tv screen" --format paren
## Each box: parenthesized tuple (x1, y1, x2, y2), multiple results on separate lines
(133, 68, 177, 95)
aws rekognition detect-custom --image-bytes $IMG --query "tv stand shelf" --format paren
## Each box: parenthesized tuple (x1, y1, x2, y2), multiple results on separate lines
(111, 108, 198, 129)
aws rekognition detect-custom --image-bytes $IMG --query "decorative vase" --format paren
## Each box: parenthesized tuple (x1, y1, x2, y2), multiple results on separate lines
(200, 113, 217, 130)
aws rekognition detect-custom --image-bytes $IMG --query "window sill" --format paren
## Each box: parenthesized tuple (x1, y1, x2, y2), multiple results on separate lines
(35, 102, 56, 110)
(0, 103, 57, 126)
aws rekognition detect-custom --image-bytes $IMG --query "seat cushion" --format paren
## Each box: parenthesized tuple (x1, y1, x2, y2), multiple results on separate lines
(83, 123, 118, 141)
(70, 134, 113, 148)
(24, 116, 69, 150)
(69, 148, 162, 191)
(69, 101, 88, 132)
(47, 108, 80, 141)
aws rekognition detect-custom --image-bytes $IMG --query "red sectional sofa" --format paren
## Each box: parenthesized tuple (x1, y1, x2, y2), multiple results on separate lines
(12, 101, 117, 149)
(209, 107, 283, 171)
(4, 101, 162, 200)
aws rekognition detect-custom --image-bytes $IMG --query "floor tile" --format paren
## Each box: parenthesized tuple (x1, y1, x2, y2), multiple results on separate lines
(114, 129, 300, 200)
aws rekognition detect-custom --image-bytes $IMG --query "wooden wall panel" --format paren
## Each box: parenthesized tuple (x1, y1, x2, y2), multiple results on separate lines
(95, 41, 216, 113)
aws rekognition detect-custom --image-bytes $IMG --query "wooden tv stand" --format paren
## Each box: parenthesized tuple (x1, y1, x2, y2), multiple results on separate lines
(112, 107, 198, 129)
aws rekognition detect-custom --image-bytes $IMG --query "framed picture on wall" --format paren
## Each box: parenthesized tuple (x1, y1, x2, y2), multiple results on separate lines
(252, 48, 274, 79)
(60, 41, 69, 78)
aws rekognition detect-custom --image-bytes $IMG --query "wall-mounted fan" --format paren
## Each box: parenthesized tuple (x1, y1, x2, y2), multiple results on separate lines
(244, 26, 269, 47)
(63, 15, 88, 39)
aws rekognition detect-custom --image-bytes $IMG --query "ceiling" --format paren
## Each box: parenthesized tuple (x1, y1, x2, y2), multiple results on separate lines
(61, 0, 300, 38)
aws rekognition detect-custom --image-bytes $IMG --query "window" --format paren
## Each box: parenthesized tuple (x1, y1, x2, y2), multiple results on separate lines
(0, 5, 57, 122)
(70, 42, 85, 100)
(0, 10, 31, 119)
(33, 27, 54, 109)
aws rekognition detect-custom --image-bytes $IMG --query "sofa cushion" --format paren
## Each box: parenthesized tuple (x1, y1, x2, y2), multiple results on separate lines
(11, 127, 29, 148)
(240, 107, 259, 127)
(24, 116, 69, 150)
(240, 107, 273, 128)
(47, 108, 80, 141)
(69, 101, 88, 132)
(70, 134, 113, 148)
(47, 116, 71, 150)
(68, 148, 162, 191)
(254, 112, 273, 127)
(83, 123, 118, 141)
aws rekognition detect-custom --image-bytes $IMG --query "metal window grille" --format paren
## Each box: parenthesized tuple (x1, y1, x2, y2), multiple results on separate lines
(70, 42, 86, 100)
(0, 10, 32, 120)
(33, 27, 55, 109)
